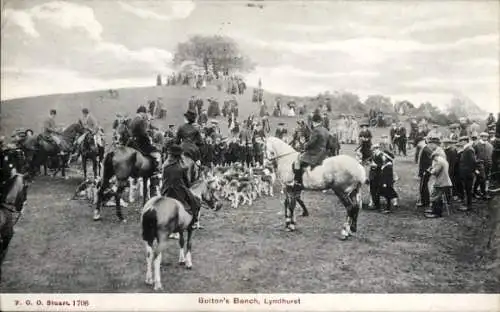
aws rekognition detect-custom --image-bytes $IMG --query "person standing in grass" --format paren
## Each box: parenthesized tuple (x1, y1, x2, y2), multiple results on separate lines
(426, 151, 452, 218)
(457, 136, 477, 212)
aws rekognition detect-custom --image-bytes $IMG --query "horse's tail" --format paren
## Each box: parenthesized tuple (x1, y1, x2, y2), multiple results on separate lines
(100, 151, 115, 189)
(141, 206, 158, 244)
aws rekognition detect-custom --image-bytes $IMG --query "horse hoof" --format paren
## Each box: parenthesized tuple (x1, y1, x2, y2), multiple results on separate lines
(185, 265, 192, 270)
(340, 235, 348, 241)
(145, 278, 153, 285)
(179, 261, 186, 266)
(153, 284, 163, 291)
(301, 212, 309, 217)
(93, 215, 101, 221)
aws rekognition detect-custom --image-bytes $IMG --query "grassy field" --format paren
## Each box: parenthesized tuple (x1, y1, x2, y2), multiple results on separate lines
(1, 85, 498, 292)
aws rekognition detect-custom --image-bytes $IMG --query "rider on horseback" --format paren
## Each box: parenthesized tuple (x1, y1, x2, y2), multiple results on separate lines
(160, 144, 201, 227)
(74, 108, 99, 157)
(176, 109, 203, 164)
(41, 109, 64, 148)
(128, 106, 162, 177)
(292, 110, 330, 190)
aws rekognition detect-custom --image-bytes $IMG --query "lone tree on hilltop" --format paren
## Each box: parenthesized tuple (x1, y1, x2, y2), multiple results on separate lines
(173, 35, 255, 77)
(364, 95, 393, 113)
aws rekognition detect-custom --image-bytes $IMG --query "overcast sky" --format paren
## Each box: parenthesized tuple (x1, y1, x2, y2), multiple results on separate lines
(1, 0, 499, 112)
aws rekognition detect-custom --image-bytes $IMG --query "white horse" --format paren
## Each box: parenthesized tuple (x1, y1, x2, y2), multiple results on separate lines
(264, 137, 368, 240)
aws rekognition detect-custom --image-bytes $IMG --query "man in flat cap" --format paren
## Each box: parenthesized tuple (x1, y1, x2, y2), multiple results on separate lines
(457, 136, 476, 211)
(425, 150, 453, 218)
(416, 136, 433, 211)
(472, 132, 493, 199)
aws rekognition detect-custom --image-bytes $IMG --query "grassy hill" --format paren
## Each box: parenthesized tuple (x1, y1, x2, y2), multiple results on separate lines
(0, 84, 281, 139)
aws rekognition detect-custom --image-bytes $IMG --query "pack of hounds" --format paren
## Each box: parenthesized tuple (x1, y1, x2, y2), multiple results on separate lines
(72, 162, 277, 210)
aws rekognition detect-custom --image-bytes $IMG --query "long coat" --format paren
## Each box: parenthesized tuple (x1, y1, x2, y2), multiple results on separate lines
(300, 125, 329, 166)
(459, 145, 476, 177)
(418, 145, 433, 177)
(430, 155, 452, 187)
(176, 123, 203, 160)
(161, 160, 200, 216)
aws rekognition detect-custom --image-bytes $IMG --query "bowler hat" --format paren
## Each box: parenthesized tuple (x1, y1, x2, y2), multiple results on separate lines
(312, 112, 322, 123)
(168, 144, 183, 157)
(458, 136, 469, 142)
(415, 136, 426, 144)
(184, 109, 197, 121)
(428, 137, 441, 144)
(137, 106, 147, 114)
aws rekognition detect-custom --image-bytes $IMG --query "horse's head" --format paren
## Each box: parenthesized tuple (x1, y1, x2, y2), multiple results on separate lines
(1, 149, 29, 212)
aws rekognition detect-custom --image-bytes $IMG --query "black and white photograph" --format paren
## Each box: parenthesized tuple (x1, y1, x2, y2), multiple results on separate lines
(0, 0, 499, 310)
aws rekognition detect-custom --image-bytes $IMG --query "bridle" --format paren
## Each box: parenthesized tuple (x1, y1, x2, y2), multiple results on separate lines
(0, 174, 27, 226)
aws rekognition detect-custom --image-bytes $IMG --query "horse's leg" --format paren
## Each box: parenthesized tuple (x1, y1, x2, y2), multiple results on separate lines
(297, 194, 309, 217)
(92, 156, 98, 179)
(142, 178, 149, 207)
(82, 156, 87, 180)
(349, 188, 362, 233)
(153, 232, 168, 290)
(145, 241, 154, 285)
(61, 154, 66, 178)
(129, 178, 137, 203)
(115, 183, 126, 222)
(334, 189, 354, 240)
(178, 231, 186, 265)
(289, 195, 296, 231)
(185, 228, 193, 269)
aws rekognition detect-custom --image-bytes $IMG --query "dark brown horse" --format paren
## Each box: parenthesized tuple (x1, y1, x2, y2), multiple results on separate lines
(93, 145, 161, 222)
(79, 131, 104, 180)
(23, 123, 84, 178)
(0, 149, 29, 279)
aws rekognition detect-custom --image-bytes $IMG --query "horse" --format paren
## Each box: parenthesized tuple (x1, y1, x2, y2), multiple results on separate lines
(264, 137, 368, 240)
(79, 131, 103, 180)
(141, 176, 223, 290)
(93, 144, 162, 222)
(0, 149, 29, 279)
(27, 123, 84, 177)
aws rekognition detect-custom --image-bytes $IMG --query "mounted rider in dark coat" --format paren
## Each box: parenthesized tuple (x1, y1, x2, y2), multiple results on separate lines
(128, 106, 162, 176)
(292, 111, 330, 189)
(176, 109, 203, 162)
(160, 144, 201, 226)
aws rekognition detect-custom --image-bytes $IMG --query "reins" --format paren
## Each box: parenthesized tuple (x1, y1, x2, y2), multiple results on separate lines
(266, 150, 297, 161)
